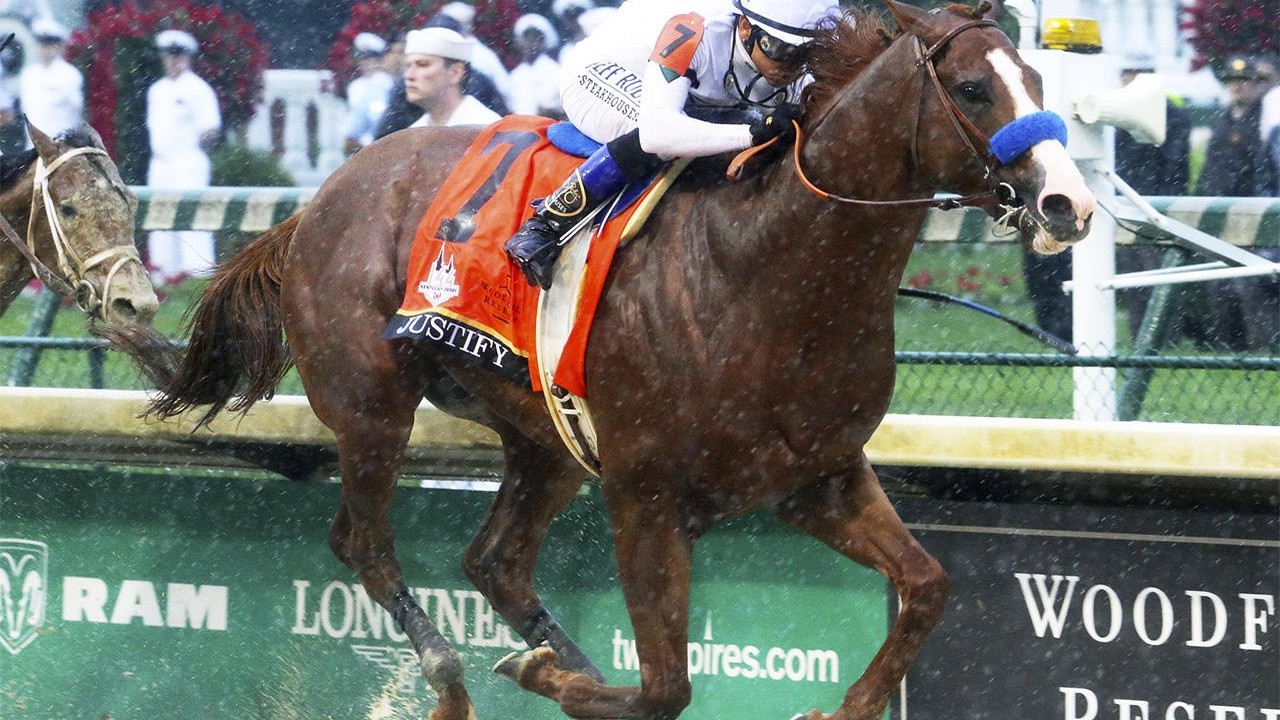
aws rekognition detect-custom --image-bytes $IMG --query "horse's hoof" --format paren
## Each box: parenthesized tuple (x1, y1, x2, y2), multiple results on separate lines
(427, 682, 475, 720)
(492, 646, 562, 693)
(493, 650, 522, 682)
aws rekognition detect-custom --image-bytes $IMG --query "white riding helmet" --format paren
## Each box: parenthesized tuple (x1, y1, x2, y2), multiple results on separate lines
(732, 0, 840, 46)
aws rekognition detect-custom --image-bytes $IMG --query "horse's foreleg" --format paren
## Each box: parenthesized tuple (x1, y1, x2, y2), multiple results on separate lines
(463, 433, 603, 679)
(494, 490, 695, 720)
(777, 455, 948, 720)
(325, 402, 473, 720)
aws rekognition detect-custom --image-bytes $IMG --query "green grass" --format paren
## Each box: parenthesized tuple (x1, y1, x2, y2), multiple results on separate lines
(3, 243, 1275, 424)
(0, 280, 306, 394)
(0, 244, 1068, 352)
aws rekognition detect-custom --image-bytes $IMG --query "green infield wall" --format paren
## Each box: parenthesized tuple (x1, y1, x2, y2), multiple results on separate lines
(3, 462, 1276, 720)
(2, 391, 1276, 719)
(1, 466, 888, 720)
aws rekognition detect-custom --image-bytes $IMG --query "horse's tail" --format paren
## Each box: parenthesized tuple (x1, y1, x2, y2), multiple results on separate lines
(99, 212, 301, 429)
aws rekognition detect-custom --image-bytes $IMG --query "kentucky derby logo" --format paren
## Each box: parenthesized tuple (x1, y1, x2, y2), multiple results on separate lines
(0, 539, 48, 655)
(418, 247, 460, 307)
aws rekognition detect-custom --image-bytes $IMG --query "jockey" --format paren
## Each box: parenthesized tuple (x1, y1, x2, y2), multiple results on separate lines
(504, 0, 840, 289)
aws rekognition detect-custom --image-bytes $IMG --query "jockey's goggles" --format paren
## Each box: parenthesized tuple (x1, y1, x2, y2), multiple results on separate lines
(747, 24, 806, 64)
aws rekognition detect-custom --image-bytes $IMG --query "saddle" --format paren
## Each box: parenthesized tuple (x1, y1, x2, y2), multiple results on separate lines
(382, 116, 686, 473)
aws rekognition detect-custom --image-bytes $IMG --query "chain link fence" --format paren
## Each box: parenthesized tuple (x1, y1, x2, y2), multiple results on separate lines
(6, 191, 1276, 427)
(4, 336, 1276, 426)
(893, 352, 1278, 424)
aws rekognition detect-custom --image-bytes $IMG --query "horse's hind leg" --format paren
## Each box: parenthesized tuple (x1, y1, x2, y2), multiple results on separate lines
(313, 365, 473, 720)
(778, 454, 948, 720)
(464, 434, 605, 680)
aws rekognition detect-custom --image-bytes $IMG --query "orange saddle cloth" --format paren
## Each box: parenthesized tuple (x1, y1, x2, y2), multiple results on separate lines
(381, 115, 651, 394)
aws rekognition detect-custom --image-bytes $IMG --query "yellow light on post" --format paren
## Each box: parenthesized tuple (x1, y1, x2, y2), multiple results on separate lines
(1040, 17, 1103, 54)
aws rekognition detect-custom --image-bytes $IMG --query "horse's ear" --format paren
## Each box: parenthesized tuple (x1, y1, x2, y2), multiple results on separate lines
(886, 0, 933, 36)
(979, 0, 998, 20)
(26, 119, 56, 159)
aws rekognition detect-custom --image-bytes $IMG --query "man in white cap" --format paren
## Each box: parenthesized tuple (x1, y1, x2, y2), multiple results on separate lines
(507, 13, 562, 118)
(0, 0, 53, 26)
(146, 29, 221, 284)
(402, 27, 500, 128)
(438, 1, 512, 109)
(19, 18, 83, 140)
(343, 31, 394, 155)
(552, 0, 595, 59)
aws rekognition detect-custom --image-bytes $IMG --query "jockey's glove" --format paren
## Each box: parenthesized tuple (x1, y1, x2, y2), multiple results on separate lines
(749, 103, 801, 146)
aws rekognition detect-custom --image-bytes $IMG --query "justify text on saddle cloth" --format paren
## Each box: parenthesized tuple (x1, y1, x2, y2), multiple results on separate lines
(381, 116, 653, 395)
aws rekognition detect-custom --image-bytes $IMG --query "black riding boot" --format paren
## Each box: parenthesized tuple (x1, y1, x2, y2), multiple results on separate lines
(505, 130, 661, 289)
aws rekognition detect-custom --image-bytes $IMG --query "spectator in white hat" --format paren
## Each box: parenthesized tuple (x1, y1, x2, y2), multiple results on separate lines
(0, 0, 53, 26)
(343, 31, 394, 155)
(508, 13, 562, 118)
(436, 1, 512, 110)
(146, 29, 222, 284)
(19, 18, 83, 140)
(403, 27, 500, 128)
(552, 0, 594, 60)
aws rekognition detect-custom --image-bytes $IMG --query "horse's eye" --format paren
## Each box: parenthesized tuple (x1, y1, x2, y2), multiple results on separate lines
(956, 81, 987, 103)
(60, 204, 78, 217)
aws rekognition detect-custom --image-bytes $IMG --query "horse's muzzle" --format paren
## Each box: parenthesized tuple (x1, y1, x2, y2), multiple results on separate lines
(1007, 138, 1097, 253)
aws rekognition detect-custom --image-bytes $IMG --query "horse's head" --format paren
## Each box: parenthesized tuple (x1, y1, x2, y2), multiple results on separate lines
(21, 123, 158, 325)
(886, 0, 1094, 253)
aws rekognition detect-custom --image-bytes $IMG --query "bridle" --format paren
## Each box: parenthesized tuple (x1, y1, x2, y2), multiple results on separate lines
(728, 18, 1030, 215)
(794, 19, 1010, 210)
(913, 20, 1003, 176)
(0, 146, 145, 319)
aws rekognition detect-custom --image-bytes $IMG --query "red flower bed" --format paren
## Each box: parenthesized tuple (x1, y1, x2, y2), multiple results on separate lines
(67, 0, 268, 182)
(1181, 0, 1278, 73)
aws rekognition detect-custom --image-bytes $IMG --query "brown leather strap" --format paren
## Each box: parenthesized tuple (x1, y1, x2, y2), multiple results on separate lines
(917, 21, 1002, 176)
(790, 120, 993, 208)
(727, 136, 779, 181)
(0, 211, 79, 298)
(726, 19, 1005, 209)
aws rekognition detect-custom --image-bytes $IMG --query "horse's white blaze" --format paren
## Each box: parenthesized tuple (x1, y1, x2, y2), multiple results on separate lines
(987, 49, 1096, 235)
(987, 49, 1039, 117)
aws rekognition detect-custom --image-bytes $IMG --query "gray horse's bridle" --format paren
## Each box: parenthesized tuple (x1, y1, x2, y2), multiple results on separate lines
(0, 145, 144, 319)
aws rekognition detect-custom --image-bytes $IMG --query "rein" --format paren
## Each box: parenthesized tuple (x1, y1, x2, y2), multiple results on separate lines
(794, 19, 1003, 209)
(0, 146, 144, 319)
(731, 19, 1015, 211)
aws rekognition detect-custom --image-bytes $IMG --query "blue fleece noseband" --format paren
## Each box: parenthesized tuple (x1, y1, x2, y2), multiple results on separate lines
(988, 111, 1068, 165)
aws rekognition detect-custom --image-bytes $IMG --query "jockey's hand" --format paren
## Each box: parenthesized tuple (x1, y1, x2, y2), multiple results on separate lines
(749, 103, 801, 146)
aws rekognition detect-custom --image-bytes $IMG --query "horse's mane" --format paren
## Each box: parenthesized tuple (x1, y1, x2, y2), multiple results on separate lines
(944, 1, 993, 21)
(59, 126, 103, 151)
(802, 3, 992, 116)
(802, 9, 897, 117)
(0, 126, 102, 191)
(0, 124, 104, 190)
(0, 149, 37, 190)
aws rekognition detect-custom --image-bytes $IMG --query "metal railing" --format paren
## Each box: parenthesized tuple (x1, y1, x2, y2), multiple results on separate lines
(6, 189, 1274, 425)
(5, 333, 1275, 425)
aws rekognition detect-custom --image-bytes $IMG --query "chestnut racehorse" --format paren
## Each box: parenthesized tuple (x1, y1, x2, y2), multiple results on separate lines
(108, 3, 1093, 718)
(0, 123, 156, 326)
